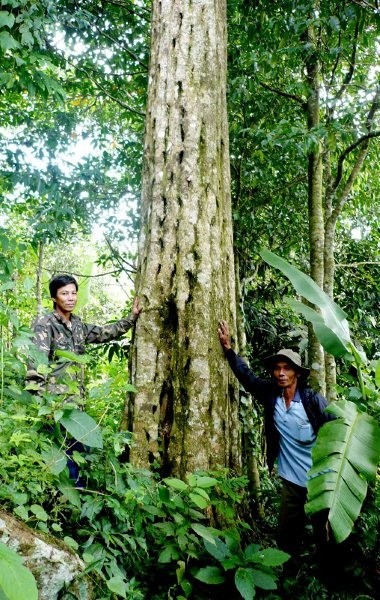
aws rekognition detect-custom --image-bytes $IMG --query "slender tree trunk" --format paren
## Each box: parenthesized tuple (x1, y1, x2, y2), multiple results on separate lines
(304, 20, 325, 393)
(323, 148, 370, 400)
(323, 188, 337, 401)
(126, 0, 240, 477)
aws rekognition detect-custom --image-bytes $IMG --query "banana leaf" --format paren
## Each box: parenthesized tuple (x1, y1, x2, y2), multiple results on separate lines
(286, 298, 351, 358)
(260, 249, 351, 349)
(306, 400, 380, 543)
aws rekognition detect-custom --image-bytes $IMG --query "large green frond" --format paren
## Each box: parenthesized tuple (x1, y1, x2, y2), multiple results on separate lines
(306, 400, 380, 543)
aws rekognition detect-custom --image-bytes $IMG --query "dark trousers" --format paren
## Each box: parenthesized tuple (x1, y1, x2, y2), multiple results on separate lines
(278, 478, 308, 556)
(278, 479, 342, 586)
(278, 478, 330, 555)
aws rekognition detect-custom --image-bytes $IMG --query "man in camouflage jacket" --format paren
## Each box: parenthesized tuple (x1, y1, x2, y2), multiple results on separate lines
(26, 274, 142, 403)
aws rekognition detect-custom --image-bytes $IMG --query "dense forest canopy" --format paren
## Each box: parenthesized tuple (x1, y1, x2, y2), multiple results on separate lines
(0, 1, 379, 599)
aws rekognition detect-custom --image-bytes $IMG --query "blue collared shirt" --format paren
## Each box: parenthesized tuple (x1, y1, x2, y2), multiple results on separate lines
(273, 389, 317, 487)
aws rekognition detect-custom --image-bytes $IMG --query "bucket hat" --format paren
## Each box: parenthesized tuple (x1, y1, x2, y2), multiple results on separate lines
(263, 348, 310, 377)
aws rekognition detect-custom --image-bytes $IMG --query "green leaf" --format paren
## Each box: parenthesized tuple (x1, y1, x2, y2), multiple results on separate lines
(193, 566, 225, 584)
(10, 493, 28, 506)
(235, 567, 256, 600)
(204, 537, 229, 561)
(53, 410, 64, 422)
(63, 536, 79, 550)
(41, 445, 67, 475)
(158, 544, 179, 563)
(163, 477, 188, 491)
(189, 493, 208, 509)
(55, 349, 91, 364)
(59, 409, 103, 448)
(286, 298, 351, 358)
(244, 546, 289, 567)
(0, 542, 38, 600)
(191, 523, 217, 545)
(0, 11, 15, 28)
(20, 25, 34, 47)
(0, 30, 20, 50)
(242, 543, 260, 560)
(306, 400, 380, 542)
(251, 569, 277, 590)
(57, 477, 82, 508)
(72, 450, 87, 465)
(260, 249, 351, 347)
(176, 559, 186, 583)
(106, 575, 127, 599)
(180, 579, 192, 597)
(13, 506, 29, 521)
(192, 487, 210, 501)
(187, 474, 218, 488)
(141, 504, 166, 517)
(30, 504, 48, 522)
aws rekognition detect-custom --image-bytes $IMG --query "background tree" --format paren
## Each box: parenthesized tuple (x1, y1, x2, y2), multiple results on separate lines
(227, 0, 380, 398)
(126, 0, 240, 476)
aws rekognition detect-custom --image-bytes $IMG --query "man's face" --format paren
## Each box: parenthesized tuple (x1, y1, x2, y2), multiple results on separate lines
(272, 360, 299, 389)
(53, 283, 78, 315)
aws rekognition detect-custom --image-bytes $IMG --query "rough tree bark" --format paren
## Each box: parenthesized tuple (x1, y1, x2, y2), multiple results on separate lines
(126, 0, 240, 477)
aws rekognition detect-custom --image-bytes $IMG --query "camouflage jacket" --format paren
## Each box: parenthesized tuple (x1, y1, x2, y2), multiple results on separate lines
(26, 310, 137, 400)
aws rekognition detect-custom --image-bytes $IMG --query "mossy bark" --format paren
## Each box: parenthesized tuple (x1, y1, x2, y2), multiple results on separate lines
(126, 0, 240, 476)
(303, 19, 325, 393)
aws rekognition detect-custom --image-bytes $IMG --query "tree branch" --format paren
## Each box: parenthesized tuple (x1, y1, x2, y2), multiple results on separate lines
(64, 57, 146, 116)
(333, 82, 380, 191)
(104, 0, 151, 20)
(104, 236, 138, 274)
(349, 0, 380, 11)
(333, 18, 360, 101)
(44, 267, 128, 277)
(92, 22, 148, 70)
(257, 80, 305, 107)
(336, 261, 380, 268)
(94, 85, 146, 116)
(334, 129, 380, 190)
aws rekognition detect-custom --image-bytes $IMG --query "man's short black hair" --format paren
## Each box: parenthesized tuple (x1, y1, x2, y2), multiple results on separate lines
(49, 274, 78, 298)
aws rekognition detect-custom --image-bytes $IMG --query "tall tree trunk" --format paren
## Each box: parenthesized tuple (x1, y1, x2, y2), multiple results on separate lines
(304, 20, 325, 393)
(323, 186, 337, 401)
(126, 0, 240, 477)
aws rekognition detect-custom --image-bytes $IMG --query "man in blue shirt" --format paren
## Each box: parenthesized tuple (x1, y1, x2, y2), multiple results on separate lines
(218, 319, 331, 557)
